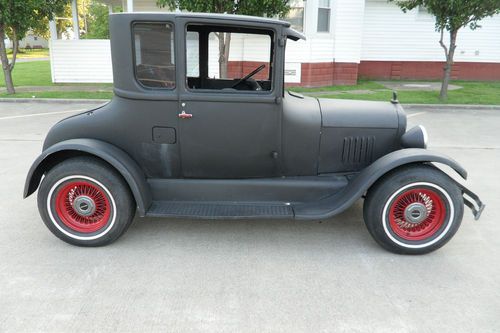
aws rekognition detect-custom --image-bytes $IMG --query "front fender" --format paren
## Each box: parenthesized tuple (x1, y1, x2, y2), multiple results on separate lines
(294, 148, 470, 219)
(24, 138, 152, 216)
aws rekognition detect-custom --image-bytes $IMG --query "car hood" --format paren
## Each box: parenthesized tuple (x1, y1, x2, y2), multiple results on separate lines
(318, 98, 404, 129)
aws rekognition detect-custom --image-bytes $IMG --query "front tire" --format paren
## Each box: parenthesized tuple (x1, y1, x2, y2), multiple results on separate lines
(363, 164, 464, 254)
(37, 156, 135, 246)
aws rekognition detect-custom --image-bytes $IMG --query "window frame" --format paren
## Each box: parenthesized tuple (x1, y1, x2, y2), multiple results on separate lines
(183, 23, 277, 95)
(131, 21, 176, 91)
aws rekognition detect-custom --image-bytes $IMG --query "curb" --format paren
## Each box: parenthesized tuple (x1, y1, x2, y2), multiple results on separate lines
(0, 98, 499, 110)
(0, 98, 110, 104)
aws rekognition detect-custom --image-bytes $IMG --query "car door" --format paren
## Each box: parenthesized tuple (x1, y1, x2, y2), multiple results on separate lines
(176, 19, 283, 179)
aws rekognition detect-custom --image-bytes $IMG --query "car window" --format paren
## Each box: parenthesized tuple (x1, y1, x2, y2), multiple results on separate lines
(186, 25, 273, 92)
(133, 22, 175, 89)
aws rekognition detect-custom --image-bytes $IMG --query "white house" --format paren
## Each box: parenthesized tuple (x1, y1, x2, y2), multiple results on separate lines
(5, 31, 48, 49)
(49, 0, 500, 86)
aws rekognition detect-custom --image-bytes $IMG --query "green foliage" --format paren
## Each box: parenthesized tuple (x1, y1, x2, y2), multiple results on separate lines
(157, 0, 290, 17)
(84, 1, 113, 39)
(0, 0, 68, 40)
(391, 0, 500, 32)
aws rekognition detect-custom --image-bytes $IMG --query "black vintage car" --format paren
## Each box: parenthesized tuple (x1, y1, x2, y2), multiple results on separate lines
(24, 13, 484, 254)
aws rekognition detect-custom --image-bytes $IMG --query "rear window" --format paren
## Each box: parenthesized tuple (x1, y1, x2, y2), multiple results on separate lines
(133, 22, 175, 89)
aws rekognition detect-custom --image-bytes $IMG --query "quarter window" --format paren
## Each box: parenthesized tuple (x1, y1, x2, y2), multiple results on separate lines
(133, 22, 175, 89)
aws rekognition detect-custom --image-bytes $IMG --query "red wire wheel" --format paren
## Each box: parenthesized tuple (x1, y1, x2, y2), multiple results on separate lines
(54, 180, 112, 233)
(388, 187, 447, 241)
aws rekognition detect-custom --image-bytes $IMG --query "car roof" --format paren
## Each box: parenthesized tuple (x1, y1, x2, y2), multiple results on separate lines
(111, 12, 306, 40)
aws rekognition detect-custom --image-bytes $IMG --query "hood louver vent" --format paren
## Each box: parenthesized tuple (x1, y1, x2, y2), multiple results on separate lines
(342, 136, 375, 165)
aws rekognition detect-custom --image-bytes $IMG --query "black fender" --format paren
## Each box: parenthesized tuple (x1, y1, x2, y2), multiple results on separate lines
(24, 138, 152, 216)
(294, 148, 469, 219)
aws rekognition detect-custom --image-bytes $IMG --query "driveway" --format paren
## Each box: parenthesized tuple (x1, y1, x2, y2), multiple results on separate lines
(0, 101, 499, 332)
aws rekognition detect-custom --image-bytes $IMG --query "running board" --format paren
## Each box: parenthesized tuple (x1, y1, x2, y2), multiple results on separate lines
(146, 201, 294, 219)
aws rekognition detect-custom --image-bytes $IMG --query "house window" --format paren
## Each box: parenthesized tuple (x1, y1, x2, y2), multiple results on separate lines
(317, 0, 331, 32)
(132, 22, 175, 89)
(283, 1, 305, 32)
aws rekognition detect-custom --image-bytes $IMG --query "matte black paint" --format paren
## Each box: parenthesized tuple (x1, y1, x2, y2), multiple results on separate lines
(24, 13, 482, 220)
(24, 138, 152, 216)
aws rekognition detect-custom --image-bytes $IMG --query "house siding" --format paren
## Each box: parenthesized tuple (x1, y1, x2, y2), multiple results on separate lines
(49, 0, 500, 85)
(50, 39, 113, 83)
(361, 0, 500, 63)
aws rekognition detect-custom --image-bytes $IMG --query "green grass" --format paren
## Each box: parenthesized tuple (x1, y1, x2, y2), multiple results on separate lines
(291, 80, 500, 105)
(0, 91, 113, 99)
(289, 80, 386, 92)
(7, 48, 49, 59)
(0, 61, 52, 86)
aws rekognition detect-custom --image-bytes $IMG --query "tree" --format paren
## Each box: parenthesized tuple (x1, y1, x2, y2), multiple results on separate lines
(83, 1, 112, 39)
(0, 0, 68, 94)
(391, 0, 500, 101)
(157, 0, 290, 78)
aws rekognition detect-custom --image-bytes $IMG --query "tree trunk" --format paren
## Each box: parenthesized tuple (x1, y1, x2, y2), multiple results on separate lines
(0, 26, 15, 94)
(439, 29, 458, 101)
(217, 32, 231, 79)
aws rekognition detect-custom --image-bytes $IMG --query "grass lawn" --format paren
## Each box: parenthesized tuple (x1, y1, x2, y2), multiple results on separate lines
(290, 80, 500, 105)
(0, 61, 52, 86)
(7, 48, 49, 59)
(0, 91, 113, 99)
(288, 80, 386, 92)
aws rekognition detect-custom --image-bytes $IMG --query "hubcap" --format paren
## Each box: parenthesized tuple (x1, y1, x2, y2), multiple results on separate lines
(72, 195, 96, 217)
(54, 180, 111, 233)
(388, 187, 447, 241)
(404, 202, 428, 224)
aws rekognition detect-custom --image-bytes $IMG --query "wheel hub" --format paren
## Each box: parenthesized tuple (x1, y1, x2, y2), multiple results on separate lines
(72, 195, 96, 217)
(388, 186, 448, 241)
(404, 202, 428, 224)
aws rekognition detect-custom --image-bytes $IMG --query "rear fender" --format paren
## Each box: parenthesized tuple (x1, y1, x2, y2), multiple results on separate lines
(24, 138, 152, 216)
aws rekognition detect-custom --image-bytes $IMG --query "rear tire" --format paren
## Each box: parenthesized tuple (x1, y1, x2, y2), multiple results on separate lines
(37, 156, 135, 246)
(363, 164, 464, 254)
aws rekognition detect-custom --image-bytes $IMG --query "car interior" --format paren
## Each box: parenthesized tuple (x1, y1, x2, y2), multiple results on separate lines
(186, 24, 274, 92)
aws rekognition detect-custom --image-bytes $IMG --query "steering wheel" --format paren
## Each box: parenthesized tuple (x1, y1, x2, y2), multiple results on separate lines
(231, 64, 266, 90)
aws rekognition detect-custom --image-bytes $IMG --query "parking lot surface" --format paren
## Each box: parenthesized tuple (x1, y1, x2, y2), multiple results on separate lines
(0, 101, 499, 332)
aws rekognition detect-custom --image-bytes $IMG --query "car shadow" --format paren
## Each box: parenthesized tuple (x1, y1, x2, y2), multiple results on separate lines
(118, 200, 384, 255)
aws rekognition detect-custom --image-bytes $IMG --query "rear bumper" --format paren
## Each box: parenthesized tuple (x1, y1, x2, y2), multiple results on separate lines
(460, 185, 485, 220)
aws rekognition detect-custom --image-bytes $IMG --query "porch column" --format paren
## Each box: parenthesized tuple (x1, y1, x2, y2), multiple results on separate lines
(49, 20, 57, 40)
(71, 0, 80, 40)
(127, 0, 134, 12)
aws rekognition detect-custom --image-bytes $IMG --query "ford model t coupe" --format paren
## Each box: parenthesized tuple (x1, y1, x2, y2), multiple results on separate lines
(24, 13, 484, 253)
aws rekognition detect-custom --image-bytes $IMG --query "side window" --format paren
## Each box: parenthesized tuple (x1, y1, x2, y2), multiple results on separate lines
(133, 22, 175, 89)
(186, 25, 273, 92)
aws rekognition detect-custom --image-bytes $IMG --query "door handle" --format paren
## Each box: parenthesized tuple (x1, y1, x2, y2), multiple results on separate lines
(178, 111, 193, 119)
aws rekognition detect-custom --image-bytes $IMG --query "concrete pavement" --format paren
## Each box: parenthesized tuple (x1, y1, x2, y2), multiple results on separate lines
(0, 102, 499, 332)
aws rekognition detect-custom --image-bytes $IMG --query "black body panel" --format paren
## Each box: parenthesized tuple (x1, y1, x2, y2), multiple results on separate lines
(24, 12, 482, 222)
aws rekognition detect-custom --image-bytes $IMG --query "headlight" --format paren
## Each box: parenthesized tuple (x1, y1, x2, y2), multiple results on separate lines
(401, 125, 428, 149)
